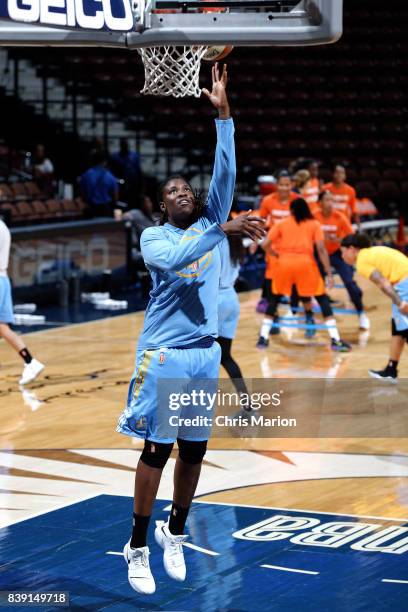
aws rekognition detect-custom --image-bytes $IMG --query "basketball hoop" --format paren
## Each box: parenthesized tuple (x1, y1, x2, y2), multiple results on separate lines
(137, 45, 208, 97)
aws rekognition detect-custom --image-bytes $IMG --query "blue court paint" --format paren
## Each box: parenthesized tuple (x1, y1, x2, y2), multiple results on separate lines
(14, 291, 148, 334)
(277, 322, 336, 330)
(1, 495, 407, 611)
(309, 305, 358, 316)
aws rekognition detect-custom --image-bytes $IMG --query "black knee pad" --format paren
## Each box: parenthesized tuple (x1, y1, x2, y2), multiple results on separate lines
(177, 438, 207, 465)
(140, 440, 173, 469)
(316, 295, 333, 318)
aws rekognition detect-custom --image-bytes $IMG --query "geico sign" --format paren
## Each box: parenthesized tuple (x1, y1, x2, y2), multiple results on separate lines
(233, 514, 408, 555)
(7, 0, 134, 31)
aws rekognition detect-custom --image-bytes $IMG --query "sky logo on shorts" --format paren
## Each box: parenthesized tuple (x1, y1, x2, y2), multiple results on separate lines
(3, 0, 134, 32)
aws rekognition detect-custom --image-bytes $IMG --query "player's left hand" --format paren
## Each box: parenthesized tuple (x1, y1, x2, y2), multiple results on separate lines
(326, 274, 334, 290)
(221, 210, 265, 241)
(202, 63, 230, 118)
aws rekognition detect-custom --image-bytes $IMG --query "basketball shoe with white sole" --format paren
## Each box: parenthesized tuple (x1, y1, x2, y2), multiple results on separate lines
(154, 520, 188, 582)
(358, 312, 370, 330)
(368, 367, 398, 383)
(123, 542, 156, 595)
(19, 359, 45, 385)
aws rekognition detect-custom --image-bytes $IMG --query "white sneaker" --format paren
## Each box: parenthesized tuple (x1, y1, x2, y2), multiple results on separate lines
(123, 542, 156, 595)
(19, 359, 45, 385)
(359, 313, 370, 330)
(20, 388, 44, 412)
(155, 520, 188, 582)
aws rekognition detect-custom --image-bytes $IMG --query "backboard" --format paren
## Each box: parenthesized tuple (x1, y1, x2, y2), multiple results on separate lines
(0, 0, 342, 47)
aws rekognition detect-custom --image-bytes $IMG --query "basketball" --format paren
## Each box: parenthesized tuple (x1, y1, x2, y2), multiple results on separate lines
(202, 45, 234, 62)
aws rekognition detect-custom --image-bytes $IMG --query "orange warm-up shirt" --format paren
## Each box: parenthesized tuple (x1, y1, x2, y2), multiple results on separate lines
(313, 208, 353, 255)
(258, 191, 299, 227)
(269, 216, 324, 258)
(268, 217, 325, 296)
(323, 182, 357, 220)
(260, 192, 298, 279)
(303, 178, 320, 207)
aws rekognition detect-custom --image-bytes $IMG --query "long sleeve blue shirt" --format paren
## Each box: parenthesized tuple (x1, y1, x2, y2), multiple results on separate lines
(138, 118, 236, 350)
(219, 238, 240, 291)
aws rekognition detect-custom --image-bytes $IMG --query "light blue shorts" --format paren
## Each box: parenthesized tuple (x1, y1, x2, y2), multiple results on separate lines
(392, 276, 408, 331)
(0, 276, 15, 324)
(117, 341, 221, 443)
(218, 288, 240, 339)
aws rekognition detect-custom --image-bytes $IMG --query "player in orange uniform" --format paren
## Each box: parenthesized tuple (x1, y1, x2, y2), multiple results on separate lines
(257, 198, 351, 352)
(323, 165, 359, 224)
(257, 170, 300, 317)
(293, 169, 313, 203)
(304, 159, 322, 207)
(258, 170, 299, 227)
(313, 191, 370, 330)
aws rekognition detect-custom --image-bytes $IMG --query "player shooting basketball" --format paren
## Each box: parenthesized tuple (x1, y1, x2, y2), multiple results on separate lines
(116, 64, 265, 596)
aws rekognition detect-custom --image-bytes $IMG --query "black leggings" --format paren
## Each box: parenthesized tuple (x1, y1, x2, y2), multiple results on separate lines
(216, 336, 248, 395)
(266, 292, 333, 319)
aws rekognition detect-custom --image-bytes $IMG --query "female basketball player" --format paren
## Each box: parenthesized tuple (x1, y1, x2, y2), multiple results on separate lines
(314, 190, 370, 330)
(341, 233, 408, 381)
(217, 232, 249, 399)
(0, 217, 44, 384)
(293, 169, 313, 202)
(117, 64, 265, 595)
(256, 198, 351, 352)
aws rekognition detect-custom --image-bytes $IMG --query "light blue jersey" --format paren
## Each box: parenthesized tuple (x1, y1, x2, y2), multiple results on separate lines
(138, 118, 235, 350)
(392, 277, 408, 331)
(219, 238, 240, 290)
(117, 118, 235, 442)
(0, 276, 14, 324)
(218, 238, 241, 339)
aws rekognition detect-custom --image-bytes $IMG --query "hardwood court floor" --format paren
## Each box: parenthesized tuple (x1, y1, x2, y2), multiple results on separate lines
(1, 278, 408, 530)
(1, 276, 407, 451)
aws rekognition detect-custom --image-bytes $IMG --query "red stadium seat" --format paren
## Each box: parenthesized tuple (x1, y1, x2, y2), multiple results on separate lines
(355, 181, 377, 199)
(31, 200, 50, 221)
(382, 168, 404, 181)
(24, 181, 44, 200)
(60, 199, 80, 218)
(360, 168, 381, 181)
(0, 202, 22, 224)
(45, 199, 65, 218)
(377, 180, 401, 200)
(15, 201, 35, 222)
(0, 183, 13, 201)
(11, 182, 27, 201)
(74, 198, 87, 214)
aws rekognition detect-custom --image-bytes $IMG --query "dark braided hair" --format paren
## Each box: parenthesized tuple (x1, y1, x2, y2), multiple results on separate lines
(157, 175, 206, 225)
(228, 233, 245, 265)
(290, 198, 313, 223)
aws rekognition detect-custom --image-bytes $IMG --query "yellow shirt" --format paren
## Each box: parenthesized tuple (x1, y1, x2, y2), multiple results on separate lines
(356, 247, 408, 284)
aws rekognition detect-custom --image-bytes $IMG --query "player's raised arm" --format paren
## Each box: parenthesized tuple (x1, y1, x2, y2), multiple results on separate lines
(202, 63, 236, 224)
(141, 224, 225, 272)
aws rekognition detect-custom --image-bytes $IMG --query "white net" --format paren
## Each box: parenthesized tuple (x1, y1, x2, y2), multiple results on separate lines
(137, 45, 208, 97)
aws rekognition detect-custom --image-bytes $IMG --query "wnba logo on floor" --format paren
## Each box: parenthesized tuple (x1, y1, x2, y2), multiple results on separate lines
(5, 0, 134, 31)
(233, 514, 408, 555)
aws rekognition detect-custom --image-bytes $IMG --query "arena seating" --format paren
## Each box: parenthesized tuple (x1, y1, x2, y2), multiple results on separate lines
(1, 0, 407, 222)
(0, 167, 85, 225)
